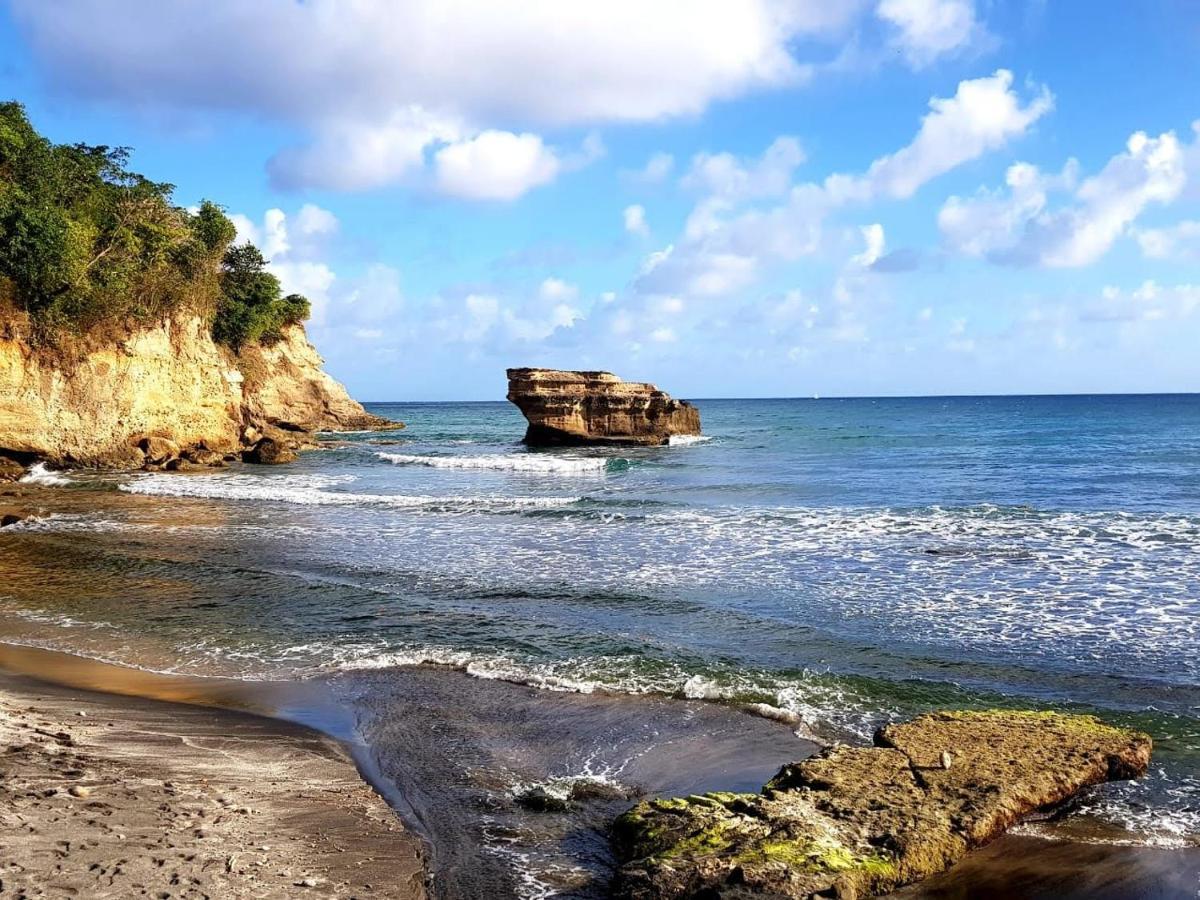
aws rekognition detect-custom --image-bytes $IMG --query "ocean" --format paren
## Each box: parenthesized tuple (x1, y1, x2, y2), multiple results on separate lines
(2, 395, 1198, 896)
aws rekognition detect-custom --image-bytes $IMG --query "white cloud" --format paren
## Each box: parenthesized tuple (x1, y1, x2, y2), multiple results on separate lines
(637, 71, 1047, 301)
(268, 107, 463, 191)
(876, 0, 983, 68)
(852, 223, 886, 267)
(13, 0, 866, 192)
(538, 278, 579, 303)
(624, 204, 649, 236)
(1136, 220, 1200, 261)
(434, 130, 561, 200)
(1084, 281, 1200, 323)
(682, 136, 805, 200)
(938, 159, 1077, 257)
(940, 130, 1189, 267)
(624, 152, 675, 185)
(829, 70, 1052, 202)
(230, 206, 341, 323)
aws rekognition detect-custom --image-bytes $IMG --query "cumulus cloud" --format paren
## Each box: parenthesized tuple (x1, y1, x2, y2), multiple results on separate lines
(828, 70, 1052, 202)
(231, 205, 341, 325)
(940, 130, 1190, 267)
(623, 204, 650, 236)
(637, 71, 1047, 301)
(1083, 281, 1200, 323)
(12, 0, 866, 195)
(852, 224, 886, 267)
(1136, 220, 1200, 261)
(682, 136, 805, 201)
(267, 108, 463, 192)
(434, 131, 562, 201)
(876, 0, 984, 67)
(623, 152, 675, 185)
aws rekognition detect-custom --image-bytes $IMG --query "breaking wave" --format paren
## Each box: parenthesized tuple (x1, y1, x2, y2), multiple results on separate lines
(19, 462, 73, 486)
(118, 472, 579, 513)
(377, 452, 617, 474)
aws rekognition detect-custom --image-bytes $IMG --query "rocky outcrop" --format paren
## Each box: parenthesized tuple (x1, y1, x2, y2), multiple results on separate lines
(612, 711, 1151, 900)
(0, 316, 395, 471)
(506, 368, 700, 446)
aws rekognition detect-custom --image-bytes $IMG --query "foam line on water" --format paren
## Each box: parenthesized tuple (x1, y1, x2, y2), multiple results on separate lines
(118, 473, 579, 512)
(377, 452, 614, 474)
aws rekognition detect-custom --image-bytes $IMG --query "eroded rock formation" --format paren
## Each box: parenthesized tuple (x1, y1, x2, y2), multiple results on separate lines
(506, 368, 700, 446)
(612, 711, 1151, 899)
(0, 316, 395, 472)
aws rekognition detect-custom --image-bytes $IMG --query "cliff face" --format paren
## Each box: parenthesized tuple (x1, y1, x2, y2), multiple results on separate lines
(0, 315, 391, 469)
(506, 368, 701, 446)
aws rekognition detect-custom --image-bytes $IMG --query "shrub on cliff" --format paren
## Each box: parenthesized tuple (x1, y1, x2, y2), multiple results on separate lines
(213, 243, 311, 349)
(0, 101, 309, 347)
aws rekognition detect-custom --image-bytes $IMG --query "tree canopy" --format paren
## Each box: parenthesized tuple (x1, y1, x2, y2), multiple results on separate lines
(0, 101, 309, 347)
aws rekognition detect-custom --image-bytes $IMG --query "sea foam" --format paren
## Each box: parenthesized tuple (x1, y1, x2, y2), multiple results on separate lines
(376, 452, 615, 474)
(119, 472, 578, 512)
(19, 462, 73, 486)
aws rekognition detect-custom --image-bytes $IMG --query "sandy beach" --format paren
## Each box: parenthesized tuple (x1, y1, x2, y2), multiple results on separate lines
(0, 665, 425, 899)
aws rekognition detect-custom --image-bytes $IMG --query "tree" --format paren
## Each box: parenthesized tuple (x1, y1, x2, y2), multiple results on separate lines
(0, 101, 311, 345)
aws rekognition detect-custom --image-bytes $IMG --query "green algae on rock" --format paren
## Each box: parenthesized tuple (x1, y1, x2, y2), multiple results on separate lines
(612, 711, 1151, 899)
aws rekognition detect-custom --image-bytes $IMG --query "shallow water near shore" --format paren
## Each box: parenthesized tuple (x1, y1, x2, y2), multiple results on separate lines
(3, 395, 1200, 895)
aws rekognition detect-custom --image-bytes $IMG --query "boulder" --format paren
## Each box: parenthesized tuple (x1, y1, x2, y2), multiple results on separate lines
(138, 435, 180, 466)
(181, 446, 228, 468)
(1, 510, 28, 527)
(612, 711, 1151, 900)
(506, 368, 701, 446)
(243, 437, 298, 465)
(0, 454, 28, 482)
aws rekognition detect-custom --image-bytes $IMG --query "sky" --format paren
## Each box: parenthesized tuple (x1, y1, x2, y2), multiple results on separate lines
(2, 1, 1199, 400)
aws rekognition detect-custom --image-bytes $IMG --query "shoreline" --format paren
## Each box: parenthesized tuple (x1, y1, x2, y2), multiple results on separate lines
(0, 644, 427, 899)
(3, 643, 1199, 899)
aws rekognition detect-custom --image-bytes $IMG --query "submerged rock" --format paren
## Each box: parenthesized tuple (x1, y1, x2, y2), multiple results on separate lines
(506, 368, 701, 446)
(612, 711, 1151, 899)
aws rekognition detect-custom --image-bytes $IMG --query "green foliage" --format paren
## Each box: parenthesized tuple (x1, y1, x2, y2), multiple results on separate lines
(212, 243, 311, 348)
(0, 101, 309, 345)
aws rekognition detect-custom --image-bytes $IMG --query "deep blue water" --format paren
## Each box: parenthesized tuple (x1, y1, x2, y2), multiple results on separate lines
(2, 394, 1198, 855)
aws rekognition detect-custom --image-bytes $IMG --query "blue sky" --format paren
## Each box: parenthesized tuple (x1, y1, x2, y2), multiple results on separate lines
(2, 1, 1199, 400)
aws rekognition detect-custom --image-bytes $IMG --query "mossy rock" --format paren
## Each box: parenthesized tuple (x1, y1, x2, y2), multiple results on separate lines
(611, 710, 1150, 899)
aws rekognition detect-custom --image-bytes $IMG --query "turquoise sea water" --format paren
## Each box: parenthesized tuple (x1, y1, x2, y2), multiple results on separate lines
(2, 394, 1199, 882)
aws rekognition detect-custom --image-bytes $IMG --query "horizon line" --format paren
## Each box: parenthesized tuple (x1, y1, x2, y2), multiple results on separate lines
(356, 390, 1200, 404)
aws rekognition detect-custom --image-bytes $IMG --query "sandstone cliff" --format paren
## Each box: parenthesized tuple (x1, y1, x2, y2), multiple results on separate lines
(0, 315, 392, 470)
(506, 368, 700, 446)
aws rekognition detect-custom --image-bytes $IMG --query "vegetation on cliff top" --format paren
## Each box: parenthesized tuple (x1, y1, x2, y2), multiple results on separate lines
(0, 101, 309, 348)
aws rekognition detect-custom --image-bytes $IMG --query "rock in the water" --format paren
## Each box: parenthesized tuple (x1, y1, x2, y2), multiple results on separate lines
(506, 368, 701, 446)
(515, 785, 574, 813)
(1, 509, 29, 527)
(612, 711, 1151, 899)
(243, 437, 298, 465)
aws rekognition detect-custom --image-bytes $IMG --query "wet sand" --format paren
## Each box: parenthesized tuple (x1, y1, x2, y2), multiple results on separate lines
(0, 656, 426, 899)
(2, 644, 1198, 898)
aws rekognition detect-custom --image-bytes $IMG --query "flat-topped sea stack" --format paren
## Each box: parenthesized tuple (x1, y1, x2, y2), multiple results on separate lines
(612, 710, 1151, 899)
(506, 368, 701, 446)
